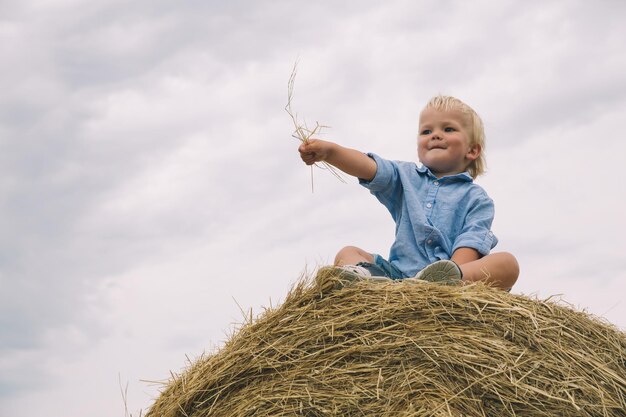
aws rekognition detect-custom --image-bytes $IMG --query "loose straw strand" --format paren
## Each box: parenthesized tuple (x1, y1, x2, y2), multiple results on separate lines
(285, 60, 346, 192)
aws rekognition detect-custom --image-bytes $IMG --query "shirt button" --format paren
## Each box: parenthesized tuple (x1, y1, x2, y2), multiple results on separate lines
(427, 239, 433, 245)
(434, 181, 439, 186)
(426, 203, 432, 208)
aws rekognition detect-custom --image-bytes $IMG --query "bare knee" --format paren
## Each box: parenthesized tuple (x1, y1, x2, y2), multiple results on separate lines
(461, 251, 519, 290)
(501, 252, 520, 279)
(495, 251, 520, 289)
(334, 246, 373, 266)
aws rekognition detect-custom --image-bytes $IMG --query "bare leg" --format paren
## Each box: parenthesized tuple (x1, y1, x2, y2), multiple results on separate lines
(334, 246, 374, 266)
(458, 252, 519, 290)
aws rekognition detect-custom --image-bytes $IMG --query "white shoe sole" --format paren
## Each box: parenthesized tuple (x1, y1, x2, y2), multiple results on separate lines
(414, 260, 462, 285)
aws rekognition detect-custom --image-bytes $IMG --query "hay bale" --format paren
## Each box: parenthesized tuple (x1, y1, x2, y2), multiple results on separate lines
(145, 268, 626, 416)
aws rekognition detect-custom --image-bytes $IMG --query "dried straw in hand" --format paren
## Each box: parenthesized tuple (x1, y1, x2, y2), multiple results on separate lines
(145, 268, 626, 416)
(285, 60, 345, 192)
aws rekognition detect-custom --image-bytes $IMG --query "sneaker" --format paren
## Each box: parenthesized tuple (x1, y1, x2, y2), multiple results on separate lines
(338, 264, 373, 277)
(413, 260, 462, 285)
(335, 264, 392, 284)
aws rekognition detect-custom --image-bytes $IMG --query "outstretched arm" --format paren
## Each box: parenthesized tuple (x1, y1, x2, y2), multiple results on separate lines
(298, 139, 377, 181)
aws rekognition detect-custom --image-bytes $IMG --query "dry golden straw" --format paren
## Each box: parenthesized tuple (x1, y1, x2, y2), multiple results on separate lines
(145, 268, 626, 416)
(285, 61, 345, 192)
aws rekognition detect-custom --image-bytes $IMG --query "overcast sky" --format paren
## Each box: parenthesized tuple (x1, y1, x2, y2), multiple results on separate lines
(1, 0, 625, 415)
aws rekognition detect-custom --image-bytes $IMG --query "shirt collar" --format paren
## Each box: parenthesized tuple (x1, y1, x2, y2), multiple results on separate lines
(416, 164, 473, 182)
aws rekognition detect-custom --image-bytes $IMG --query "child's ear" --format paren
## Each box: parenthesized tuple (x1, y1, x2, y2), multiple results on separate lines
(466, 144, 481, 161)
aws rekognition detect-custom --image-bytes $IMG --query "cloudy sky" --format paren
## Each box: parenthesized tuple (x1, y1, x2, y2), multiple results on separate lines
(1, 0, 625, 415)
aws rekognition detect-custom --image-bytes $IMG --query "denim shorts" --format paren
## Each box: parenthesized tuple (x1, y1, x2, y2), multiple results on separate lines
(371, 253, 408, 280)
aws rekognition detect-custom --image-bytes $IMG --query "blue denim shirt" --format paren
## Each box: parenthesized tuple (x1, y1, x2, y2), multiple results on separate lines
(359, 153, 498, 277)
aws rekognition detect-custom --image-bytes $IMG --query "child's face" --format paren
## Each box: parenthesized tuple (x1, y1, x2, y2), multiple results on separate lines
(417, 108, 480, 178)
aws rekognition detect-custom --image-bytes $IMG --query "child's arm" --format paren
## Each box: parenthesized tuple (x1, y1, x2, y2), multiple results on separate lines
(298, 139, 377, 181)
(451, 247, 481, 265)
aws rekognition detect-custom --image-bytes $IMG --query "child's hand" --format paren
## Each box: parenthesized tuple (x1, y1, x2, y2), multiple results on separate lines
(298, 139, 376, 180)
(298, 139, 333, 166)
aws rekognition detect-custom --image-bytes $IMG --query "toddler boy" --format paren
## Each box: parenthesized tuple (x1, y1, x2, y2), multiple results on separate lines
(298, 96, 519, 290)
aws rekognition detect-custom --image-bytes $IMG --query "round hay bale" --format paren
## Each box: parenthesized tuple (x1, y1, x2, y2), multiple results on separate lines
(145, 268, 626, 416)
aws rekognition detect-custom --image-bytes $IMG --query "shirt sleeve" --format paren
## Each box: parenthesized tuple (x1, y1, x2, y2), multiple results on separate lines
(452, 193, 498, 256)
(358, 153, 404, 213)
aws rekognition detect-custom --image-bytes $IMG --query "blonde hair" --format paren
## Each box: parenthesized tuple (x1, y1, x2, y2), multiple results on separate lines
(423, 95, 486, 178)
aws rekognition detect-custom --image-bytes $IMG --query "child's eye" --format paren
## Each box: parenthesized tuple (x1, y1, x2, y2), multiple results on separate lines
(444, 127, 455, 132)
(420, 129, 432, 135)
